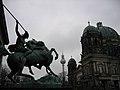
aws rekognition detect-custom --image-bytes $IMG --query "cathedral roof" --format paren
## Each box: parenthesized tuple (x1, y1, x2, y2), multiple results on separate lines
(83, 25, 99, 34)
(83, 22, 119, 39)
(97, 26, 119, 39)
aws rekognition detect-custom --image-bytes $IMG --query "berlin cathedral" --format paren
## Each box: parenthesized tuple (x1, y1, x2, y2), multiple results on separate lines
(68, 22, 120, 90)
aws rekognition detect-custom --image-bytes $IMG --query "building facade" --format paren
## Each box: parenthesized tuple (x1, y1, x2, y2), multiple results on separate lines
(68, 22, 120, 90)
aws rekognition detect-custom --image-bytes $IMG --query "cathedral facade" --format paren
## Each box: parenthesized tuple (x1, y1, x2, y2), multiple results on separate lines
(68, 22, 120, 90)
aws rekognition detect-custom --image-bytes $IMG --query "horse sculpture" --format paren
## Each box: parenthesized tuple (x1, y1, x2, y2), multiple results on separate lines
(0, 39, 58, 83)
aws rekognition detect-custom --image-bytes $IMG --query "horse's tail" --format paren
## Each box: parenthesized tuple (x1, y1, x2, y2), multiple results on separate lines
(50, 48, 58, 60)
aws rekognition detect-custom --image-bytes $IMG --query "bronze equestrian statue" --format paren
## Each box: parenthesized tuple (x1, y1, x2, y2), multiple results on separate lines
(7, 39, 58, 83)
(0, 39, 58, 83)
(8, 20, 33, 75)
(0, 21, 59, 83)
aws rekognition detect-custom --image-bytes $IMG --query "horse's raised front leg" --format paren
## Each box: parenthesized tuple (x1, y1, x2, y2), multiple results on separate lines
(50, 48, 58, 60)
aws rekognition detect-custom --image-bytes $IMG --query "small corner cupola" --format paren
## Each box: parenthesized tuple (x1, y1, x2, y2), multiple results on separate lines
(68, 56, 77, 70)
(97, 22, 103, 28)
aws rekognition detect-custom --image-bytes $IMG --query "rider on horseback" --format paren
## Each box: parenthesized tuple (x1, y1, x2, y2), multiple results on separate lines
(8, 20, 31, 55)
(8, 20, 34, 74)
(14, 20, 31, 56)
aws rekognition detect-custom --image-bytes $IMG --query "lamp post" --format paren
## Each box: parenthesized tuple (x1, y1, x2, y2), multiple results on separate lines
(60, 53, 66, 86)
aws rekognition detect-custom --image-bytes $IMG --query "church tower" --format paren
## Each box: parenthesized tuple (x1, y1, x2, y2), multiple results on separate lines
(67, 57, 77, 87)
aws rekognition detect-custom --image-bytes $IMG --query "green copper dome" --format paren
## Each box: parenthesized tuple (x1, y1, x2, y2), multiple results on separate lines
(97, 26, 119, 39)
(83, 22, 119, 39)
(83, 25, 99, 34)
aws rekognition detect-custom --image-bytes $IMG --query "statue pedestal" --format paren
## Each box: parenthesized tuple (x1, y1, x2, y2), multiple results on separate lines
(3, 75, 62, 88)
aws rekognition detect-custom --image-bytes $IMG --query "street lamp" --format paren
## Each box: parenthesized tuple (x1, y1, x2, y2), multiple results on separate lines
(60, 53, 66, 86)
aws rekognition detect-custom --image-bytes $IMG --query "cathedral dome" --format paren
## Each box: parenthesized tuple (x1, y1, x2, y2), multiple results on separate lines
(83, 25, 98, 34)
(82, 22, 119, 39)
(96, 22, 119, 39)
(83, 24, 100, 37)
(97, 26, 119, 39)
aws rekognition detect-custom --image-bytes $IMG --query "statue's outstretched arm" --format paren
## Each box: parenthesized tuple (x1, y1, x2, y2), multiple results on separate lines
(15, 20, 21, 37)
(23, 30, 29, 39)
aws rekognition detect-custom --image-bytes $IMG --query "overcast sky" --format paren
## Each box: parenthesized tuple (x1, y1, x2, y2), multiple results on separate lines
(2, 0, 120, 80)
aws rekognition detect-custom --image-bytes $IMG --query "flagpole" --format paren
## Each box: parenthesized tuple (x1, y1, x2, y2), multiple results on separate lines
(2, 4, 26, 31)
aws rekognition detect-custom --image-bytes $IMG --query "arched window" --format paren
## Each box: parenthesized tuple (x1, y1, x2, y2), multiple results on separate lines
(94, 38, 98, 45)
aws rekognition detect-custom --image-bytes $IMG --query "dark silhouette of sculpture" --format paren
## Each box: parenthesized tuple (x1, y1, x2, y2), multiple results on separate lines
(0, 20, 59, 83)
(6, 39, 58, 83)
(14, 20, 29, 52)
(8, 20, 31, 54)
(8, 20, 34, 75)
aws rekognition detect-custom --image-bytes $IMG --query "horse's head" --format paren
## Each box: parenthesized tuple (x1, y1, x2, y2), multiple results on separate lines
(26, 39, 46, 50)
(37, 41, 45, 47)
(26, 39, 38, 50)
